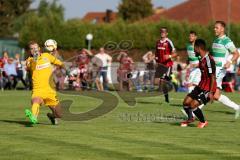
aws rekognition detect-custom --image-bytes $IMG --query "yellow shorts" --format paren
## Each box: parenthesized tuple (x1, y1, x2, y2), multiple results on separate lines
(32, 91, 59, 107)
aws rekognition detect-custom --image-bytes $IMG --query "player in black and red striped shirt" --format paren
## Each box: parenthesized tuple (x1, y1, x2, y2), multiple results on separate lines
(181, 39, 216, 128)
(155, 27, 178, 103)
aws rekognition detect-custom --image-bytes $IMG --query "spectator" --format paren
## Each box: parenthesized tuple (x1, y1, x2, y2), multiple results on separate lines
(142, 51, 155, 91)
(222, 54, 236, 92)
(129, 66, 143, 92)
(67, 63, 80, 90)
(2, 51, 9, 64)
(94, 47, 112, 91)
(235, 52, 240, 91)
(76, 49, 93, 90)
(176, 63, 188, 92)
(53, 65, 66, 90)
(15, 53, 28, 89)
(0, 56, 4, 90)
(117, 51, 134, 91)
(3, 58, 17, 89)
(89, 56, 102, 91)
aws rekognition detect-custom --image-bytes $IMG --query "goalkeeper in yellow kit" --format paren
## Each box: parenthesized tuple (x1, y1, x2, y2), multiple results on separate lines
(25, 40, 64, 125)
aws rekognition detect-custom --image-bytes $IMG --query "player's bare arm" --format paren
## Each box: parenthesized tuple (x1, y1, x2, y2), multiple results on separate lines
(170, 51, 178, 59)
(224, 49, 239, 69)
(142, 52, 150, 63)
(83, 48, 93, 56)
(209, 74, 215, 103)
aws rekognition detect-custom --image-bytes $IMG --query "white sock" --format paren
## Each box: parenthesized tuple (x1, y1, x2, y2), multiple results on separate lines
(188, 86, 195, 93)
(199, 104, 204, 109)
(191, 104, 204, 118)
(218, 94, 239, 110)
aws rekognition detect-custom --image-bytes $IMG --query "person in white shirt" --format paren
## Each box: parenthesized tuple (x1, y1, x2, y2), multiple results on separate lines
(4, 58, 17, 89)
(94, 47, 112, 91)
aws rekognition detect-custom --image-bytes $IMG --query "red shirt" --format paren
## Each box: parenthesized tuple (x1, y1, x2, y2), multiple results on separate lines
(119, 57, 133, 71)
(77, 53, 90, 68)
(0, 58, 4, 68)
(198, 54, 216, 92)
(155, 38, 175, 67)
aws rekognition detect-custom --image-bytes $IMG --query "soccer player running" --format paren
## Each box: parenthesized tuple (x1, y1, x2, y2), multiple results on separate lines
(186, 31, 201, 92)
(211, 21, 240, 119)
(155, 27, 177, 103)
(25, 40, 64, 125)
(181, 39, 216, 128)
(181, 31, 203, 117)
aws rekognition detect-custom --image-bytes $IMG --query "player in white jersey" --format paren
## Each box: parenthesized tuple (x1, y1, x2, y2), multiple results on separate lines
(181, 31, 203, 118)
(186, 31, 201, 92)
(211, 21, 240, 119)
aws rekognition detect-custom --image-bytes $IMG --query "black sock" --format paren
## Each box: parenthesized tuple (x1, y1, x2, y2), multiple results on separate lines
(193, 107, 205, 123)
(164, 94, 169, 103)
(183, 106, 193, 120)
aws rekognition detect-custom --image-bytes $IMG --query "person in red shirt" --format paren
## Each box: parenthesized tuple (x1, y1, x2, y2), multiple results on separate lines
(77, 49, 92, 67)
(0, 58, 4, 69)
(76, 48, 93, 90)
(181, 39, 216, 128)
(155, 27, 178, 103)
(2, 51, 9, 64)
(0, 57, 4, 90)
(117, 51, 134, 91)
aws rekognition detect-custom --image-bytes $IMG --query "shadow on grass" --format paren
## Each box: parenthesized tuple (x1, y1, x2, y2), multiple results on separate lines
(137, 101, 163, 105)
(168, 122, 197, 127)
(0, 119, 37, 127)
(170, 104, 182, 107)
(153, 120, 197, 127)
(207, 110, 234, 115)
(0, 119, 32, 127)
(170, 122, 196, 127)
(208, 119, 237, 123)
(152, 119, 186, 125)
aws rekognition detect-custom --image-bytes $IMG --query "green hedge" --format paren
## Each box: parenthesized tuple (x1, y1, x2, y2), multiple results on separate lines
(19, 18, 240, 50)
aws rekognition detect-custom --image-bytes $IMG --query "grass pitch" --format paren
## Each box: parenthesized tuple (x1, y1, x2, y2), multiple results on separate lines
(0, 90, 240, 160)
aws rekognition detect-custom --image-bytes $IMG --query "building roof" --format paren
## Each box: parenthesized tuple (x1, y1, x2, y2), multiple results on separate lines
(147, 0, 240, 25)
(82, 11, 117, 23)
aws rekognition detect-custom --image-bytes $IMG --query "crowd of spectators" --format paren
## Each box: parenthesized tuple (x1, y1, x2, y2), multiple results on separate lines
(1, 48, 240, 92)
(0, 51, 28, 90)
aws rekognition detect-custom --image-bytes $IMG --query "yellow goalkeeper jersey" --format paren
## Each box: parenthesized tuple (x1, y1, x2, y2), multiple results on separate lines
(26, 52, 63, 93)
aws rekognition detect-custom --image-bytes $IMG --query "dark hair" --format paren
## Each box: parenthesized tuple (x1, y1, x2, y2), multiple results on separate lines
(160, 27, 168, 32)
(28, 41, 38, 47)
(215, 21, 226, 28)
(189, 30, 197, 35)
(177, 64, 182, 72)
(194, 39, 206, 51)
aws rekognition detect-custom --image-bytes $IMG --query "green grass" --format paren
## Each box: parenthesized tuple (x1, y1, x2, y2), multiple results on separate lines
(0, 90, 240, 160)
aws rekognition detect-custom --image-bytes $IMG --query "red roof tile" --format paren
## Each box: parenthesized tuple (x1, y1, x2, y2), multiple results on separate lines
(146, 0, 240, 25)
(82, 11, 117, 23)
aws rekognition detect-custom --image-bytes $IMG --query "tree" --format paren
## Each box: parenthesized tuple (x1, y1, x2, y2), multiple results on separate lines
(38, 0, 64, 21)
(118, 0, 153, 22)
(15, 0, 64, 32)
(18, 0, 65, 47)
(0, 0, 32, 37)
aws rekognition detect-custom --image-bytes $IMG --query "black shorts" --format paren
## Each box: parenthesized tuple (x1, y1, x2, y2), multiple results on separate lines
(155, 64, 172, 81)
(187, 86, 210, 105)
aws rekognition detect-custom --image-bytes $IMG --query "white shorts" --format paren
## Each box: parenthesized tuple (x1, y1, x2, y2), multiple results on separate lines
(188, 68, 201, 85)
(216, 67, 226, 89)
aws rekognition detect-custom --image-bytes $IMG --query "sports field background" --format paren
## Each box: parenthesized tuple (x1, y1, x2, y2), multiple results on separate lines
(0, 91, 240, 160)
